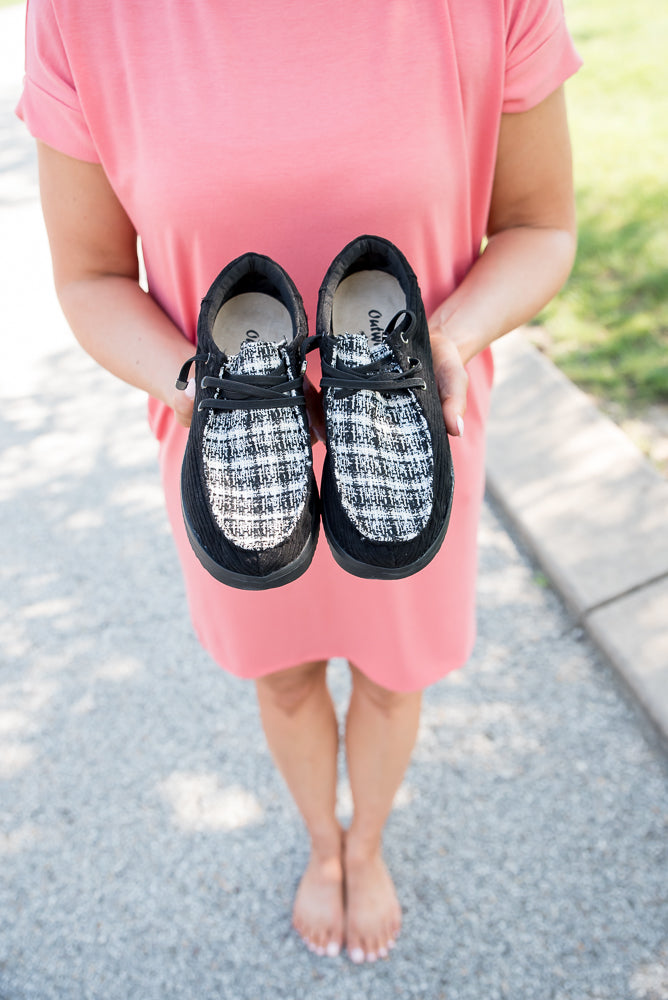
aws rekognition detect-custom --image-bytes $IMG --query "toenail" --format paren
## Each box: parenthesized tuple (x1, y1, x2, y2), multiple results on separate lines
(315, 945, 325, 957)
(326, 941, 340, 958)
(387, 938, 396, 950)
(349, 947, 365, 964)
(378, 947, 389, 958)
(366, 952, 378, 963)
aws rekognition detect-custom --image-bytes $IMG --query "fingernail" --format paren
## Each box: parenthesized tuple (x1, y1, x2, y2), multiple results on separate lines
(326, 941, 340, 958)
(349, 947, 365, 964)
(456, 414, 465, 438)
(185, 377, 196, 400)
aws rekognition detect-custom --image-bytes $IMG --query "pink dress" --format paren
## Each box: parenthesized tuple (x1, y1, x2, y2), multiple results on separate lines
(18, 0, 580, 691)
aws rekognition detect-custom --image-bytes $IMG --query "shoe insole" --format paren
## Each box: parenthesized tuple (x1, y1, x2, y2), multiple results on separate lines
(332, 271, 405, 347)
(212, 292, 293, 355)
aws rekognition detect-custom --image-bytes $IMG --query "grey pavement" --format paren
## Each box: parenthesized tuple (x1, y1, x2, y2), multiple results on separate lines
(487, 333, 668, 742)
(1, 5, 667, 1000)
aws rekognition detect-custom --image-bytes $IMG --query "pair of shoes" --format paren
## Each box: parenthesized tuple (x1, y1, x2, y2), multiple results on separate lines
(176, 236, 454, 590)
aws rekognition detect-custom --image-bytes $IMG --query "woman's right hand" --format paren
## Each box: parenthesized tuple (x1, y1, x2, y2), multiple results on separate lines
(173, 377, 196, 428)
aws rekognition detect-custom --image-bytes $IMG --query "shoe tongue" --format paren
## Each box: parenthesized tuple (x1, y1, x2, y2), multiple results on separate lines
(335, 333, 393, 369)
(227, 340, 287, 377)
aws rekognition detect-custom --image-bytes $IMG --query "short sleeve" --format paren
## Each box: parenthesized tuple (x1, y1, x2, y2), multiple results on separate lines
(16, 0, 99, 162)
(503, 0, 582, 113)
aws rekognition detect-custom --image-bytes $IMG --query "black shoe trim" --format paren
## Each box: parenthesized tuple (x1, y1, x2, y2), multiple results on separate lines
(181, 493, 319, 591)
(321, 470, 453, 580)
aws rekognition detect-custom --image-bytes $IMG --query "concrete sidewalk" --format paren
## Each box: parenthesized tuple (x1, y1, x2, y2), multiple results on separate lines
(1, 5, 667, 1000)
(487, 333, 668, 741)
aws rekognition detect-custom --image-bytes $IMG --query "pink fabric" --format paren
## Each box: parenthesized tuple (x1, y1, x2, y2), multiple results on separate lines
(18, 0, 581, 690)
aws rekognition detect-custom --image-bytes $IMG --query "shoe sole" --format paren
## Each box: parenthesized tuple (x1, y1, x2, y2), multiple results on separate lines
(182, 498, 320, 591)
(321, 475, 454, 581)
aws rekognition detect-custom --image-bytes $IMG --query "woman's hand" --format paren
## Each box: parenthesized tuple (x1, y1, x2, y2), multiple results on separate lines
(427, 318, 468, 438)
(173, 378, 196, 428)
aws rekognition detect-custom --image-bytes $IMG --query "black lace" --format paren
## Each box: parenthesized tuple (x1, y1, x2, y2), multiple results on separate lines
(175, 339, 320, 412)
(319, 310, 426, 398)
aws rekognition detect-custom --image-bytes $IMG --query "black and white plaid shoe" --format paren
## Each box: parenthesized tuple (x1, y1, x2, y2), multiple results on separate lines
(317, 235, 454, 579)
(176, 253, 319, 590)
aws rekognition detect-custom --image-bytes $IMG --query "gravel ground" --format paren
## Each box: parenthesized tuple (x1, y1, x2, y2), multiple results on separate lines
(1, 6, 667, 998)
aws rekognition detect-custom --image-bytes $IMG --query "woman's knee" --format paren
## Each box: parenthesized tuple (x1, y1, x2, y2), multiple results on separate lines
(349, 664, 422, 718)
(256, 659, 328, 717)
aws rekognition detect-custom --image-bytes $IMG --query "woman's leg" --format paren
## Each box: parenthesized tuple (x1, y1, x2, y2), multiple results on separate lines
(255, 660, 344, 956)
(343, 664, 423, 963)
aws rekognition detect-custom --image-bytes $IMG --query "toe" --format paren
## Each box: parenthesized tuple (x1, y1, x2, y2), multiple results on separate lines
(389, 915, 401, 943)
(365, 933, 383, 963)
(304, 922, 343, 959)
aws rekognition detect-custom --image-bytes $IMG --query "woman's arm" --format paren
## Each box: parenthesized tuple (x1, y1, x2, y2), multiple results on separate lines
(429, 85, 578, 436)
(37, 141, 196, 426)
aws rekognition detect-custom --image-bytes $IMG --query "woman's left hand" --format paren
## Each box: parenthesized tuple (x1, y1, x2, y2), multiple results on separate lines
(427, 317, 468, 438)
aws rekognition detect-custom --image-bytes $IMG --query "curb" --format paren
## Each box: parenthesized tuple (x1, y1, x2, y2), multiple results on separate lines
(486, 330, 668, 742)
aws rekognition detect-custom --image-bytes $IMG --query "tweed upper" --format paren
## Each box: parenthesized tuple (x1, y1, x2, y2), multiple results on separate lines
(202, 341, 311, 551)
(324, 334, 433, 543)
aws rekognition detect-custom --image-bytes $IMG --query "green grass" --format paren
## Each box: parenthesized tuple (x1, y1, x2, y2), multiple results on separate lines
(533, 0, 668, 411)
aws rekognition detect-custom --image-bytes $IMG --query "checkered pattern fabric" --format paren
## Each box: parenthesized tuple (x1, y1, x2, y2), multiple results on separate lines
(202, 341, 311, 551)
(325, 334, 434, 542)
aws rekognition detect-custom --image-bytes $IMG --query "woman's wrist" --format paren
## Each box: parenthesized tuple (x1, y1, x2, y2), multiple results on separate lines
(59, 272, 196, 416)
(428, 311, 482, 369)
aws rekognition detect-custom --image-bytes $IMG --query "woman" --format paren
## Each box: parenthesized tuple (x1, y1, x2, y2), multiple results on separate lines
(18, 0, 580, 964)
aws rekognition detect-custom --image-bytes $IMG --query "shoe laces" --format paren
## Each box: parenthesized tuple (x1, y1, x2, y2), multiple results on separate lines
(175, 338, 320, 413)
(319, 310, 426, 398)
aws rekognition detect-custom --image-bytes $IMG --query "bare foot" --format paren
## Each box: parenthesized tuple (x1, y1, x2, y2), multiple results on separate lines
(343, 835, 402, 963)
(292, 846, 345, 957)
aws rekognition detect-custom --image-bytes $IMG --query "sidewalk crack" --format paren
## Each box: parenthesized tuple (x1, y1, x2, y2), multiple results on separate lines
(583, 570, 668, 616)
